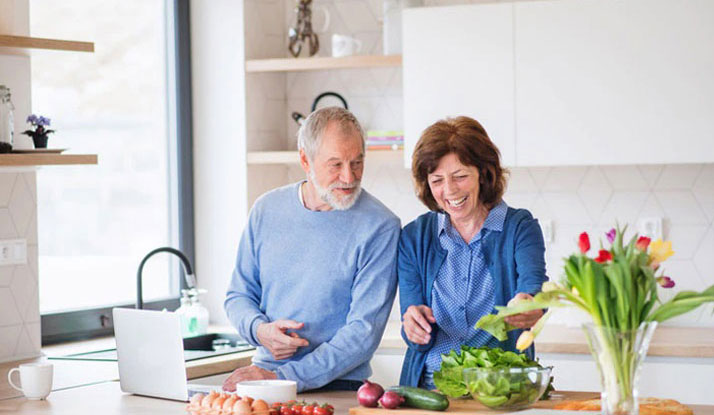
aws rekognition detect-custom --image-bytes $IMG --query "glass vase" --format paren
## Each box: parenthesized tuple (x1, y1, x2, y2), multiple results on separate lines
(582, 322, 657, 415)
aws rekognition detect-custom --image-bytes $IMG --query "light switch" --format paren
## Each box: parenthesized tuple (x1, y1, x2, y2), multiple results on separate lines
(637, 217, 663, 240)
(0, 239, 27, 265)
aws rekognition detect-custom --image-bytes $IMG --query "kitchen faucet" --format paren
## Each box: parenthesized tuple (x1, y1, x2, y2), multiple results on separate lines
(136, 247, 195, 309)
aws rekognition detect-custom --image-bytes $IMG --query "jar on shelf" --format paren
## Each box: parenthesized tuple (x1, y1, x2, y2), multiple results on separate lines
(0, 85, 15, 153)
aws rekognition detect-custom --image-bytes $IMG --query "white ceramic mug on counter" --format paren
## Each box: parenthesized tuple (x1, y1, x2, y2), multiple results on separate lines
(332, 34, 362, 57)
(7, 362, 53, 400)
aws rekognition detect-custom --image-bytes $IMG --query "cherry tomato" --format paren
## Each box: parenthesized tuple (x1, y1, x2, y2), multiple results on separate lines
(302, 404, 315, 415)
(314, 403, 334, 415)
(292, 403, 304, 414)
(280, 405, 294, 415)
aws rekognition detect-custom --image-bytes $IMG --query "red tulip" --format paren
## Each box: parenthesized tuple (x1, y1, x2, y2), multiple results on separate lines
(594, 249, 613, 263)
(578, 232, 590, 254)
(636, 236, 651, 251)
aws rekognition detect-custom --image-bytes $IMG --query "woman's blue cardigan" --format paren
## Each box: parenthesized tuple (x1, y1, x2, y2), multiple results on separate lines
(397, 207, 548, 387)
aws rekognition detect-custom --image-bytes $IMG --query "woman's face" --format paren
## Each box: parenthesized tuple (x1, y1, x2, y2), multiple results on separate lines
(427, 153, 482, 222)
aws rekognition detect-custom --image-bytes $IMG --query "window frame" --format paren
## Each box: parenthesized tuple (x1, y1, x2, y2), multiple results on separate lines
(40, 0, 195, 345)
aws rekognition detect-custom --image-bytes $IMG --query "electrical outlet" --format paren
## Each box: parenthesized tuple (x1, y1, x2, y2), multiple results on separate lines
(0, 239, 27, 265)
(637, 217, 663, 240)
(541, 219, 554, 243)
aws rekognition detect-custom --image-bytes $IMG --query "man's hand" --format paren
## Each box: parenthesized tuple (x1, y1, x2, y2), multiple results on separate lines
(402, 305, 436, 345)
(222, 365, 277, 392)
(504, 293, 543, 329)
(256, 320, 309, 360)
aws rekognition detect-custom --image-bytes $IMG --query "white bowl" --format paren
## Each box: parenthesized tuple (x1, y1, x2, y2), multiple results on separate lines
(235, 380, 297, 404)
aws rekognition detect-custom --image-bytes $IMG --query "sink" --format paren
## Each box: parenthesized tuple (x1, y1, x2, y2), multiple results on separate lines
(49, 333, 254, 362)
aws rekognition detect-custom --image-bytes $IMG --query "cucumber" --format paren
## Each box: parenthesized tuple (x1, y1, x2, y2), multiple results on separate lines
(387, 386, 450, 411)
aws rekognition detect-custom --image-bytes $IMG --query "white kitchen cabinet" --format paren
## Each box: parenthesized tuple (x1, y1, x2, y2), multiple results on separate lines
(515, 0, 714, 166)
(403, 4, 516, 168)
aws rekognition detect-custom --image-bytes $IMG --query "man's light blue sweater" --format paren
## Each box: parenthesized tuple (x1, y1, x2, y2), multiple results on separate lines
(225, 182, 400, 392)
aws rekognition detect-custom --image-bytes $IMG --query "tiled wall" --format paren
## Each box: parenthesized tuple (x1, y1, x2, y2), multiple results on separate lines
(0, 171, 41, 363)
(244, 0, 714, 327)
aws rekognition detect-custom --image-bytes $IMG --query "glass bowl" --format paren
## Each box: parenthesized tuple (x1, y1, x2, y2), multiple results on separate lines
(462, 366, 552, 410)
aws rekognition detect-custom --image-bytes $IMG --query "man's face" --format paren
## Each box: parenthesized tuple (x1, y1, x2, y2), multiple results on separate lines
(306, 121, 364, 210)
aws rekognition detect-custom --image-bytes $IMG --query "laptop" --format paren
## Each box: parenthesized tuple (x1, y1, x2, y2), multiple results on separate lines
(113, 308, 222, 401)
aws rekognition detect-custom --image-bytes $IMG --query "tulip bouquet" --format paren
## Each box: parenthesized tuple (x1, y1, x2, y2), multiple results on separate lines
(475, 227, 714, 415)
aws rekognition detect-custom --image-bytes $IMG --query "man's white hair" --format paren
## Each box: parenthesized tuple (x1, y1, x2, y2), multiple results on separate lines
(296, 107, 366, 161)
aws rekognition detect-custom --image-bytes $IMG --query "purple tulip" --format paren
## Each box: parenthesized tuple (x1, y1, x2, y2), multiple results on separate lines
(656, 276, 675, 288)
(26, 114, 38, 124)
(606, 228, 616, 244)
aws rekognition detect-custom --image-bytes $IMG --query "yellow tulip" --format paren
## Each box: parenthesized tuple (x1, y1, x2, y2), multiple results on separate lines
(649, 239, 674, 266)
(516, 330, 534, 351)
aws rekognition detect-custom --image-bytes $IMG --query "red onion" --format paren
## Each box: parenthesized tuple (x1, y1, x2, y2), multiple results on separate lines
(357, 380, 384, 408)
(378, 391, 404, 410)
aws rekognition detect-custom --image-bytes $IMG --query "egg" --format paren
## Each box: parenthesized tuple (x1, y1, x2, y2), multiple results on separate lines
(232, 399, 252, 415)
(212, 392, 229, 409)
(201, 390, 219, 408)
(222, 394, 238, 411)
(251, 399, 269, 413)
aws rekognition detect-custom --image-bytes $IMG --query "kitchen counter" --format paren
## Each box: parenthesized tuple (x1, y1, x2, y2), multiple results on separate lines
(0, 343, 254, 401)
(378, 322, 714, 358)
(1, 381, 714, 415)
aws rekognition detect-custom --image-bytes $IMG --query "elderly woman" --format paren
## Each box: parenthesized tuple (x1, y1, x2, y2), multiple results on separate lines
(398, 116, 548, 389)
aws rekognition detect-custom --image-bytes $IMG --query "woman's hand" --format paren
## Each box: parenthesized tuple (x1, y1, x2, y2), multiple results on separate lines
(504, 293, 543, 329)
(402, 305, 437, 344)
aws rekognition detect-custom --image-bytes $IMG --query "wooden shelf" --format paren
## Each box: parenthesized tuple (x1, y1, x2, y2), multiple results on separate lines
(0, 154, 98, 166)
(0, 35, 94, 53)
(247, 150, 403, 165)
(245, 55, 401, 73)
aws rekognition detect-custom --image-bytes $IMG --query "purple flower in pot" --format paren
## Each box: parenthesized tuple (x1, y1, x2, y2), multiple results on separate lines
(22, 114, 55, 148)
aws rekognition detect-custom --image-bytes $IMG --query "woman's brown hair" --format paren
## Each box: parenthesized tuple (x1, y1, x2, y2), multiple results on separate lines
(411, 116, 508, 212)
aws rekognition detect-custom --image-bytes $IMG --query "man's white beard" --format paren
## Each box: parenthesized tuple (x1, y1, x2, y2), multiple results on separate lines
(308, 169, 362, 210)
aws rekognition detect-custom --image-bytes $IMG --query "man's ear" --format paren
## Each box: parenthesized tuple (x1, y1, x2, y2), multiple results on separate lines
(299, 149, 311, 175)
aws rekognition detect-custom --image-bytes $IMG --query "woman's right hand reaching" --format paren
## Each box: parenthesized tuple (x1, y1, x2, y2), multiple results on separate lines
(402, 305, 437, 344)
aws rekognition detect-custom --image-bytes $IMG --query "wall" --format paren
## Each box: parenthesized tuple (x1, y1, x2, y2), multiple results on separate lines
(190, 0, 247, 326)
(0, 0, 41, 363)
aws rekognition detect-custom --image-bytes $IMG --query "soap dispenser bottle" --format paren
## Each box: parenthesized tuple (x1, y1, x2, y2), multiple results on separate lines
(175, 289, 194, 337)
(188, 288, 209, 336)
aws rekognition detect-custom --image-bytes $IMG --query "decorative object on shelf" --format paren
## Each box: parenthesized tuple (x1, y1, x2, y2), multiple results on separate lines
(383, 0, 424, 55)
(0, 85, 15, 153)
(288, 0, 330, 58)
(292, 91, 348, 126)
(332, 34, 362, 58)
(366, 130, 403, 150)
(22, 114, 55, 149)
(476, 226, 714, 415)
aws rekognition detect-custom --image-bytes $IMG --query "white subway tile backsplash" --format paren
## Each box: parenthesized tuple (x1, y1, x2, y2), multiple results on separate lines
(667, 225, 708, 260)
(0, 173, 15, 206)
(334, 0, 380, 33)
(602, 165, 648, 191)
(0, 172, 40, 362)
(693, 225, 714, 284)
(541, 192, 590, 225)
(654, 191, 708, 225)
(637, 165, 664, 188)
(655, 164, 703, 190)
(528, 167, 551, 190)
(0, 288, 22, 326)
(0, 209, 18, 239)
(597, 191, 648, 227)
(542, 167, 587, 192)
(507, 168, 537, 192)
(692, 165, 714, 223)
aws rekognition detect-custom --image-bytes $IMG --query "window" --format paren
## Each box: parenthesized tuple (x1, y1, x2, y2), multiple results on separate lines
(31, 0, 193, 343)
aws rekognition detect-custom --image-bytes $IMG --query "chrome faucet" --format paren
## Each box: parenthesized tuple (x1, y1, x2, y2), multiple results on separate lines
(136, 247, 196, 309)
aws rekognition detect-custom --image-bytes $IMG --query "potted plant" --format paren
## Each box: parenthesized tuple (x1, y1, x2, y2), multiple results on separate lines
(476, 227, 714, 415)
(22, 114, 55, 148)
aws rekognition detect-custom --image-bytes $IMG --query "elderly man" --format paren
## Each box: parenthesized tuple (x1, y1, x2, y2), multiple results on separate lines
(223, 107, 400, 392)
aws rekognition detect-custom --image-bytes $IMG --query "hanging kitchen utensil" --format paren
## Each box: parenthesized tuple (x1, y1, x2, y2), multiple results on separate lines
(288, 0, 330, 58)
(292, 91, 349, 126)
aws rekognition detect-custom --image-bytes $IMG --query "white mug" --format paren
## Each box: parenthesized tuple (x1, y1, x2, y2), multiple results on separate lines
(7, 362, 53, 400)
(332, 34, 362, 57)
